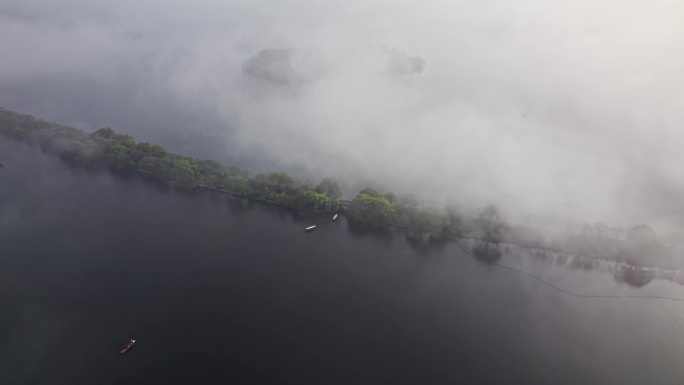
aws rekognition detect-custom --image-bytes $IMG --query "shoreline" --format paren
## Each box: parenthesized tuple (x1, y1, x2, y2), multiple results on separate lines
(2, 108, 683, 273)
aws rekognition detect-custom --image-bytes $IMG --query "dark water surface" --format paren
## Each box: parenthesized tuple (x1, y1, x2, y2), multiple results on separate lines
(2, 137, 684, 384)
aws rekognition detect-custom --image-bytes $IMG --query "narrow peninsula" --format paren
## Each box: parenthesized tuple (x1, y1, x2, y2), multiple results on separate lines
(1, 108, 682, 271)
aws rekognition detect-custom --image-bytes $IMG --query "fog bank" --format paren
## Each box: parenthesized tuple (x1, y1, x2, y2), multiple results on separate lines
(2, 0, 684, 230)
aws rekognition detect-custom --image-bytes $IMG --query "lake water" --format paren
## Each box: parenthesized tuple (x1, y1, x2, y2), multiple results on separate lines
(2, 137, 684, 384)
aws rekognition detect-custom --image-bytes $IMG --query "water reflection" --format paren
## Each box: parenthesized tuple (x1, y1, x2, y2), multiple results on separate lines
(485, 241, 684, 289)
(613, 266, 655, 288)
(472, 242, 504, 263)
(403, 232, 448, 256)
(345, 221, 395, 243)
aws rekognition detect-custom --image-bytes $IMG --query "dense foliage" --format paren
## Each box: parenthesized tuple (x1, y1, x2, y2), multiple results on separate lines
(4, 108, 682, 270)
(0, 109, 340, 213)
(347, 189, 397, 227)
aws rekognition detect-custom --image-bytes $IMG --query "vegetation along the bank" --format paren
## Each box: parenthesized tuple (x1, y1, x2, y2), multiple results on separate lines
(2, 108, 683, 269)
(0, 108, 340, 212)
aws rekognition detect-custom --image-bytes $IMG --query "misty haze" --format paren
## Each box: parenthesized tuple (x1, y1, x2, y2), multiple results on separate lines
(2, 1, 684, 384)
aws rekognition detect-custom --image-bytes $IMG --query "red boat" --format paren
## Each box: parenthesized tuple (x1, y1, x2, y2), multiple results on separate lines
(120, 339, 136, 354)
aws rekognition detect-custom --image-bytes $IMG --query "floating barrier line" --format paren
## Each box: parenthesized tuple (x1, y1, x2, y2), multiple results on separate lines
(454, 241, 684, 303)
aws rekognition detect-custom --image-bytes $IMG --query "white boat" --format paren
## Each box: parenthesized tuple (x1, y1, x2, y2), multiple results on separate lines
(332, 214, 338, 221)
(305, 225, 316, 232)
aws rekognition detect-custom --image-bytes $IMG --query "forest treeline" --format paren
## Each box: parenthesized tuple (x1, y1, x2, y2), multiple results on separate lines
(0, 108, 503, 240)
(0, 108, 341, 212)
(2, 108, 683, 269)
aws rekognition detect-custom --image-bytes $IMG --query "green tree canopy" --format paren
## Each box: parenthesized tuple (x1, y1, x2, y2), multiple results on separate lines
(224, 175, 249, 194)
(384, 192, 397, 203)
(348, 190, 397, 227)
(315, 178, 342, 200)
(220, 175, 249, 195)
(358, 187, 382, 198)
(396, 193, 419, 211)
(114, 134, 136, 147)
(479, 204, 508, 243)
(434, 205, 463, 238)
(256, 172, 295, 189)
(172, 157, 199, 183)
(407, 205, 445, 232)
(136, 142, 167, 159)
(295, 189, 336, 211)
(92, 127, 117, 140)
(138, 157, 164, 177)
(294, 178, 315, 191)
(196, 159, 224, 177)
(104, 142, 134, 169)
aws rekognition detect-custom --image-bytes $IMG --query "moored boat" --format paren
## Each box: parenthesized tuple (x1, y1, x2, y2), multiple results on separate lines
(120, 339, 136, 354)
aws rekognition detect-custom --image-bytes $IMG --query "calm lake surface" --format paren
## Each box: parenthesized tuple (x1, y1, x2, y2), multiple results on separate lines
(2, 137, 684, 384)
